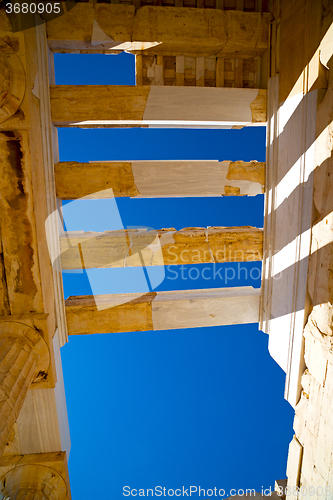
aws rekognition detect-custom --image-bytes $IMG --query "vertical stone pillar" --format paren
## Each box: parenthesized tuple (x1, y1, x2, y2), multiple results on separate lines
(0, 322, 49, 456)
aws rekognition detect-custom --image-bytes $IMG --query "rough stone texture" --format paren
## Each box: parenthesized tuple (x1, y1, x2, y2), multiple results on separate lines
(46, 4, 271, 58)
(55, 160, 265, 199)
(60, 226, 263, 270)
(278, 0, 327, 102)
(50, 85, 151, 125)
(224, 186, 241, 195)
(0, 227, 10, 316)
(66, 288, 260, 335)
(0, 132, 44, 315)
(50, 85, 266, 126)
(65, 293, 155, 335)
(0, 452, 70, 500)
(0, 335, 37, 457)
(286, 11, 333, 496)
(0, 321, 49, 457)
(55, 162, 139, 199)
(151, 287, 260, 331)
(0, 39, 25, 124)
(227, 161, 265, 188)
(250, 89, 267, 122)
(0, 21, 71, 499)
(0, 464, 66, 499)
(137, 54, 264, 89)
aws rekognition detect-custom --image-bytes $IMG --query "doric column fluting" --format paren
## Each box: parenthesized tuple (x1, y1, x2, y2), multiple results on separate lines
(0, 322, 49, 457)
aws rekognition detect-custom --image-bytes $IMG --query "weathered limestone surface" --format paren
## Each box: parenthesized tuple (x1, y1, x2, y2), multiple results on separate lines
(65, 287, 260, 335)
(0, 18, 71, 497)
(55, 161, 139, 199)
(0, 321, 49, 456)
(278, 0, 328, 102)
(226, 160, 265, 187)
(151, 287, 260, 331)
(137, 52, 268, 89)
(0, 230, 10, 316)
(46, 4, 271, 57)
(1, 330, 71, 459)
(0, 132, 44, 315)
(66, 293, 155, 335)
(0, 39, 25, 124)
(0, 452, 70, 500)
(259, 0, 329, 406)
(50, 85, 267, 126)
(0, 26, 67, 345)
(286, 17, 333, 497)
(50, 85, 150, 125)
(55, 160, 265, 199)
(60, 226, 263, 270)
(249, 89, 267, 123)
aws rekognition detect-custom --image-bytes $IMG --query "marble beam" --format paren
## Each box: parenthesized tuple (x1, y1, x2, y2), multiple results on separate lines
(65, 287, 260, 335)
(46, 4, 271, 58)
(50, 85, 267, 127)
(54, 160, 265, 199)
(60, 226, 263, 270)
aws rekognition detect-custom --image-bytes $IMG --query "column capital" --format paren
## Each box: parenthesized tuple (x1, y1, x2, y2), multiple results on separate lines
(0, 452, 70, 500)
(0, 40, 25, 125)
(0, 319, 51, 455)
(0, 318, 50, 386)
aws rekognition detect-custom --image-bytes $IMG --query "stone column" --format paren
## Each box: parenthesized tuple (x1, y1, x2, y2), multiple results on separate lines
(65, 287, 260, 335)
(59, 226, 263, 270)
(50, 85, 267, 127)
(54, 160, 265, 199)
(0, 322, 49, 457)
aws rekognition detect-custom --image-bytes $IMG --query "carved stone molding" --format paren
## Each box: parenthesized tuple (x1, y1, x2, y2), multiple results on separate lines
(0, 41, 25, 124)
(0, 464, 67, 499)
(0, 452, 70, 500)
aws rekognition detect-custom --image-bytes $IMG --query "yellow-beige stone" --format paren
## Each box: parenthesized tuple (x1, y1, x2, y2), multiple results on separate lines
(60, 226, 263, 270)
(55, 160, 265, 199)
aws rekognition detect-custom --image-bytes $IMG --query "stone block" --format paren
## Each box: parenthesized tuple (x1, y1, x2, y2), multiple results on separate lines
(300, 369, 311, 395)
(321, 361, 333, 422)
(304, 326, 328, 387)
(314, 415, 333, 481)
(305, 375, 324, 437)
(287, 436, 303, 490)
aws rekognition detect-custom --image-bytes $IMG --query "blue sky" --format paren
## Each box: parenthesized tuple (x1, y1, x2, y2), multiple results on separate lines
(55, 53, 294, 499)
